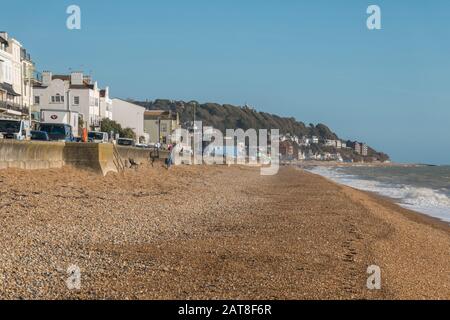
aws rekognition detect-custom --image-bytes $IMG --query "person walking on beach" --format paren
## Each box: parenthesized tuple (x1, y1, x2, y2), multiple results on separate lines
(166, 144, 176, 169)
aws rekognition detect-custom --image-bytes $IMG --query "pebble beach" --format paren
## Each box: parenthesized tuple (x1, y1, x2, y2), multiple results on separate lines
(0, 164, 449, 299)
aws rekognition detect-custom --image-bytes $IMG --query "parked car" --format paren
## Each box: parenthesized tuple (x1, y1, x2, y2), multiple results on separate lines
(30, 130, 50, 141)
(135, 143, 150, 149)
(39, 123, 74, 142)
(88, 131, 109, 143)
(117, 138, 135, 147)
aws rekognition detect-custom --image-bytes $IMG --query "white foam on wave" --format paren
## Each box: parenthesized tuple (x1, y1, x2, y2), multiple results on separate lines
(306, 166, 450, 223)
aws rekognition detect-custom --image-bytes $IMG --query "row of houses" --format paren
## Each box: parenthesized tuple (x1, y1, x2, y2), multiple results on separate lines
(0, 31, 180, 144)
(0, 32, 35, 119)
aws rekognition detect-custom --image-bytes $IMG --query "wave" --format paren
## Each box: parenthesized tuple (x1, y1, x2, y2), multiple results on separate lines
(306, 166, 450, 223)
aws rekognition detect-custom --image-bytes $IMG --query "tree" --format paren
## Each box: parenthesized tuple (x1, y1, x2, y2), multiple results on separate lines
(121, 128, 136, 140)
(100, 118, 136, 140)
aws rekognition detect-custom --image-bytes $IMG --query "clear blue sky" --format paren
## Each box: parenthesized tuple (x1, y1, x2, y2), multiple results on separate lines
(3, 0, 450, 164)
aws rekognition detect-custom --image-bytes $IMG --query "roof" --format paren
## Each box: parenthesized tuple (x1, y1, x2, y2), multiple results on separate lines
(0, 35, 8, 45)
(144, 110, 177, 120)
(0, 83, 20, 96)
(33, 74, 95, 90)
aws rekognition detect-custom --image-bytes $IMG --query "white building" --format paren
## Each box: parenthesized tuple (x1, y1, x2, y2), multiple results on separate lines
(111, 98, 147, 142)
(0, 31, 35, 119)
(33, 71, 105, 130)
(99, 87, 112, 120)
(336, 140, 342, 149)
(311, 136, 319, 144)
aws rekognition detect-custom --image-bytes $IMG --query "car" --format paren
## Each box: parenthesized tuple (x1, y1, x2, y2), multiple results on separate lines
(135, 143, 150, 149)
(39, 123, 75, 142)
(88, 131, 109, 143)
(117, 138, 135, 147)
(30, 130, 50, 141)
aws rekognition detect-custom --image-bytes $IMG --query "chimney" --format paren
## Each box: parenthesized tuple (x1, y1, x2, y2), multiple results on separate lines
(83, 75, 91, 84)
(42, 71, 52, 86)
(71, 72, 84, 85)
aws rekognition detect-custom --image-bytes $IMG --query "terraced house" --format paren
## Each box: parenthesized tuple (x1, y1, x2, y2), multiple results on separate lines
(33, 71, 109, 131)
(0, 31, 37, 120)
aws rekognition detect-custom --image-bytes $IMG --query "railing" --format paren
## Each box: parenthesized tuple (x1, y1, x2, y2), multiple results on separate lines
(0, 100, 29, 115)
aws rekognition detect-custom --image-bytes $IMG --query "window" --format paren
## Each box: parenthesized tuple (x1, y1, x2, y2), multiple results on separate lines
(34, 96, 40, 105)
(161, 123, 168, 133)
(51, 94, 64, 103)
(73, 96, 80, 105)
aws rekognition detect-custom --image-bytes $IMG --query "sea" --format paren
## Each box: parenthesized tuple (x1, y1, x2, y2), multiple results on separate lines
(306, 165, 450, 223)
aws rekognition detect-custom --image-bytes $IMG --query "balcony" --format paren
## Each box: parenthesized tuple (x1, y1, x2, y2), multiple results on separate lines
(0, 100, 30, 116)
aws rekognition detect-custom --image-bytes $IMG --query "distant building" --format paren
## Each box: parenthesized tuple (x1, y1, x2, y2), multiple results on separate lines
(112, 98, 147, 142)
(361, 143, 368, 156)
(353, 142, 368, 156)
(279, 140, 294, 160)
(144, 110, 180, 144)
(325, 139, 336, 147)
(99, 87, 112, 121)
(336, 140, 342, 149)
(354, 142, 362, 154)
(300, 137, 311, 146)
(311, 136, 319, 144)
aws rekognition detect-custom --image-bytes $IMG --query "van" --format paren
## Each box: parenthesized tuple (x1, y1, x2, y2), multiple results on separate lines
(39, 123, 74, 142)
(0, 118, 30, 140)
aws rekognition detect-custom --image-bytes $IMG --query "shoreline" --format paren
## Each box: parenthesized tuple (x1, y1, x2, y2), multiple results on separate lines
(298, 167, 450, 234)
(295, 163, 450, 226)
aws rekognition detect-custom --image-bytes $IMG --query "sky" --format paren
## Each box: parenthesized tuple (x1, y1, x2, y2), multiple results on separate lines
(2, 0, 450, 164)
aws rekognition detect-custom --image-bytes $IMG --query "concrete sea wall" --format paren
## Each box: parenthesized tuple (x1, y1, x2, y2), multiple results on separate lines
(0, 140, 153, 175)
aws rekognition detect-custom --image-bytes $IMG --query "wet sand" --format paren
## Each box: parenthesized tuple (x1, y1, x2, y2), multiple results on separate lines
(0, 165, 448, 299)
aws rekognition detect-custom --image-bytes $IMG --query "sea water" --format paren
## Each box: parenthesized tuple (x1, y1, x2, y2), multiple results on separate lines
(306, 165, 450, 223)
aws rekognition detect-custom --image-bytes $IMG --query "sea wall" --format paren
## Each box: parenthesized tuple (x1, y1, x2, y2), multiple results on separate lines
(117, 146, 151, 166)
(0, 140, 65, 170)
(0, 140, 154, 175)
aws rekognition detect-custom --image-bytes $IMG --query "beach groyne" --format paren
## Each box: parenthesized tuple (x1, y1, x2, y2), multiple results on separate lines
(0, 140, 152, 175)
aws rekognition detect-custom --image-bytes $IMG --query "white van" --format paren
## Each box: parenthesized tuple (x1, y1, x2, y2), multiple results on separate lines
(0, 118, 31, 140)
(88, 131, 109, 143)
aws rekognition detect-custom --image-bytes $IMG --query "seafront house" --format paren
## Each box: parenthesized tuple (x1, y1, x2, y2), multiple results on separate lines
(361, 143, 368, 156)
(325, 139, 337, 147)
(33, 71, 106, 131)
(111, 98, 147, 143)
(99, 87, 112, 121)
(144, 110, 180, 144)
(354, 142, 362, 155)
(353, 142, 368, 156)
(0, 31, 36, 120)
